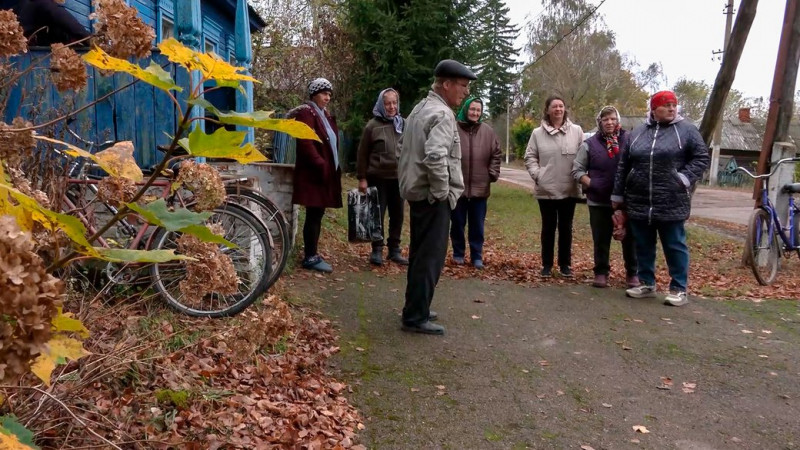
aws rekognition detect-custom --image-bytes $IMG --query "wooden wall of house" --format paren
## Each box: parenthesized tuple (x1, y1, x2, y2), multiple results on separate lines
(3, 0, 252, 168)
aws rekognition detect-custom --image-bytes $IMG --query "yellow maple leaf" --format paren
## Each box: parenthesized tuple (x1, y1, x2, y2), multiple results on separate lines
(30, 335, 91, 386)
(0, 431, 35, 450)
(83, 47, 181, 92)
(158, 38, 258, 83)
(51, 307, 90, 338)
(94, 142, 144, 182)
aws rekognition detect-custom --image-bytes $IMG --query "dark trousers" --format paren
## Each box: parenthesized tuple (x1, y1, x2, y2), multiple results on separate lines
(303, 206, 325, 259)
(538, 198, 577, 269)
(629, 219, 690, 292)
(402, 200, 450, 326)
(450, 196, 488, 261)
(588, 205, 638, 276)
(367, 177, 404, 250)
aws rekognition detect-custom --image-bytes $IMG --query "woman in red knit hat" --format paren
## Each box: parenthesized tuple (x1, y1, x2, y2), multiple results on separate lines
(611, 91, 709, 307)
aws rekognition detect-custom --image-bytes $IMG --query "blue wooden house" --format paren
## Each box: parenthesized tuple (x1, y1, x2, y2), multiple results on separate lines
(4, 0, 266, 168)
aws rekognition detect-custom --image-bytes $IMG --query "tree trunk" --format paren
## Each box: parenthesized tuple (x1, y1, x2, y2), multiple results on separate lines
(699, 0, 759, 145)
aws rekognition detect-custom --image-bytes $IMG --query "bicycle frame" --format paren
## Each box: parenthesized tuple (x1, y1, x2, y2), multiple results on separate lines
(748, 160, 800, 254)
(63, 176, 185, 252)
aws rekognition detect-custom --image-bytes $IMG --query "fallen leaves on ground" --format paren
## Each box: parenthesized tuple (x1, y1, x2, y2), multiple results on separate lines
(632, 425, 650, 433)
(4, 295, 363, 448)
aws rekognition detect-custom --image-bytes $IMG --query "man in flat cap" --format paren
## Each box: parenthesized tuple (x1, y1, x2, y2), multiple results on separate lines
(396, 59, 476, 335)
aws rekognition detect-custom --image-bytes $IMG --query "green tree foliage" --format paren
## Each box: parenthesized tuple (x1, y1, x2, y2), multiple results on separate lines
(463, 0, 520, 118)
(521, 0, 650, 128)
(511, 117, 535, 159)
(343, 0, 464, 127)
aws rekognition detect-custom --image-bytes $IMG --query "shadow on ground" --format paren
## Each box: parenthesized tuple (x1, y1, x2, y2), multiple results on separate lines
(288, 269, 800, 449)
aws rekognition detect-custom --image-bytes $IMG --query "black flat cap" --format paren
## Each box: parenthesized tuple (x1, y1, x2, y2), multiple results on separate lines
(434, 59, 477, 80)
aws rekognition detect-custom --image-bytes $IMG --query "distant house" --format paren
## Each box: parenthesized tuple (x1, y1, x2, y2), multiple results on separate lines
(5, 0, 266, 168)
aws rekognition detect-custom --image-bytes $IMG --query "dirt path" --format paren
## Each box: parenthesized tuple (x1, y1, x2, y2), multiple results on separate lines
(290, 269, 800, 449)
(499, 167, 754, 226)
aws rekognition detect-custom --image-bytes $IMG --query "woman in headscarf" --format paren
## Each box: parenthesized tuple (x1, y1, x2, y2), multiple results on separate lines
(288, 78, 342, 273)
(525, 95, 584, 278)
(449, 97, 502, 269)
(572, 106, 638, 288)
(356, 88, 408, 266)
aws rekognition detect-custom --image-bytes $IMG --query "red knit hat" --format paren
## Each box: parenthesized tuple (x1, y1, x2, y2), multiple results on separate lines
(650, 91, 678, 110)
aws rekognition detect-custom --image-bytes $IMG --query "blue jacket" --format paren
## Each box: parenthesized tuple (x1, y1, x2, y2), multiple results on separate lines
(611, 114, 709, 222)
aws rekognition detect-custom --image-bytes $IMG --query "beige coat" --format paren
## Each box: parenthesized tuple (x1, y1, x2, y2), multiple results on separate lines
(524, 119, 584, 199)
(397, 91, 464, 209)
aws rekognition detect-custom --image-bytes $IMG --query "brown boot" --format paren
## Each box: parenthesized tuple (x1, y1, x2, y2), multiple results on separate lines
(592, 274, 608, 288)
(626, 275, 641, 288)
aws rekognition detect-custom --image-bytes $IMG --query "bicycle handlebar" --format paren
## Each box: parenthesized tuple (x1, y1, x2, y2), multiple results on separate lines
(735, 157, 800, 179)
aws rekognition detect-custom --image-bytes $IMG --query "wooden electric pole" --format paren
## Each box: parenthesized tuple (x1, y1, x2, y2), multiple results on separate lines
(709, 0, 735, 186)
(699, 0, 759, 146)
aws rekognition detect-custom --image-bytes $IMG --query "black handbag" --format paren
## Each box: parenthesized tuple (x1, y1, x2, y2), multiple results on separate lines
(347, 187, 383, 242)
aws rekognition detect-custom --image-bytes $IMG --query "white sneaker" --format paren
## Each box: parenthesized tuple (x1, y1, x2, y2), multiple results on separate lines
(664, 290, 689, 307)
(626, 285, 657, 298)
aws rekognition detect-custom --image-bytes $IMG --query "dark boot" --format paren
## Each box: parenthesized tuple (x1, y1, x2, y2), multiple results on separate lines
(369, 248, 383, 266)
(388, 248, 408, 265)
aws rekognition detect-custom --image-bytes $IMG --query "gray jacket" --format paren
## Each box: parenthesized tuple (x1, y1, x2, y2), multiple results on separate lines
(611, 114, 709, 222)
(397, 91, 465, 209)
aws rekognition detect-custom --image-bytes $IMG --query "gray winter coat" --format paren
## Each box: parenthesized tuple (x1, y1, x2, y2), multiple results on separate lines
(611, 114, 709, 222)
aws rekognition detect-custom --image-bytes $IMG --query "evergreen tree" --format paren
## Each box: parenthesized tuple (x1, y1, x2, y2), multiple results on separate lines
(468, 0, 520, 118)
(343, 0, 463, 127)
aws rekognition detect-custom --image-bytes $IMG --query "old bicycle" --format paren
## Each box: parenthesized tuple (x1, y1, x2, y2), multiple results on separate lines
(57, 127, 273, 317)
(736, 157, 800, 285)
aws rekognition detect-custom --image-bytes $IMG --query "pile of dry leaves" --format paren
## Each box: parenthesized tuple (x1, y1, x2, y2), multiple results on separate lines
(2, 293, 364, 449)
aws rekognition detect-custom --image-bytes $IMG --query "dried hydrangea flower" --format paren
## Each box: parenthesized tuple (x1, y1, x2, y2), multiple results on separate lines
(97, 176, 137, 207)
(0, 215, 63, 383)
(50, 43, 88, 91)
(7, 167, 50, 209)
(93, 0, 155, 59)
(0, 10, 28, 58)
(0, 118, 36, 168)
(176, 224, 239, 304)
(176, 160, 226, 212)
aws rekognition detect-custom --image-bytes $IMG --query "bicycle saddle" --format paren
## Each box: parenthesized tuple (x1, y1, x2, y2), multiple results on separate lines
(781, 183, 800, 194)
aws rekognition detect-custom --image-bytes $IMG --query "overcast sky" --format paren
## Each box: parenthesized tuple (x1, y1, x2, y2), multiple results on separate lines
(504, 0, 787, 101)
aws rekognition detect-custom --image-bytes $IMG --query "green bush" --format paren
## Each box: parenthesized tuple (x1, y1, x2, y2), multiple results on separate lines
(511, 117, 536, 160)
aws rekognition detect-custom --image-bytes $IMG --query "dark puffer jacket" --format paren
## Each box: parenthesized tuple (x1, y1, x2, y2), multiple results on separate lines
(611, 114, 709, 222)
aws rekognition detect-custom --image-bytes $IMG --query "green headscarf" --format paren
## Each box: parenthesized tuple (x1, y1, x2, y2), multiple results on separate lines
(457, 96, 484, 123)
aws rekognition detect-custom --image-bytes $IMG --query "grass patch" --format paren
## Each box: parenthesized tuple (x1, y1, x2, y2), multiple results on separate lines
(484, 429, 503, 442)
(154, 389, 191, 409)
(650, 341, 699, 362)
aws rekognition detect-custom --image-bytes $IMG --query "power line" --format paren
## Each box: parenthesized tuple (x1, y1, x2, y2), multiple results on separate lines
(525, 0, 607, 69)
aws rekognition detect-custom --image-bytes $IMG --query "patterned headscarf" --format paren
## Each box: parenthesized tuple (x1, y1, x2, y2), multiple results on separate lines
(372, 88, 404, 134)
(596, 105, 621, 158)
(308, 78, 332, 99)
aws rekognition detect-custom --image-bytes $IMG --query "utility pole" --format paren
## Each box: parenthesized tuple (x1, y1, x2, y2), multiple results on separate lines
(709, 0, 735, 186)
(505, 101, 510, 164)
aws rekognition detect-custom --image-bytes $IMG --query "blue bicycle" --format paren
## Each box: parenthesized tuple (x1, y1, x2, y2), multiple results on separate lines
(737, 157, 800, 285)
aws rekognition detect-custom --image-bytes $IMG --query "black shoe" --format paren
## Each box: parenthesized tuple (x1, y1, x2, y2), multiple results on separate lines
(369, 248, 383, 266)
(388, 248, 408, 265)
(560, 266, 573, 278)
(428, 311, 438, 321)
(401, 321, 444, 335)
(540, 267, 552, 278)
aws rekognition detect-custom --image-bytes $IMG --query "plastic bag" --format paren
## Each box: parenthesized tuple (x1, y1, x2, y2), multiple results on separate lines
(348, 187, 383, 243)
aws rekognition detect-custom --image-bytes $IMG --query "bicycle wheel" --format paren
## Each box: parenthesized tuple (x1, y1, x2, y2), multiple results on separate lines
(224, 186, 290, 288)
(149, 203, 272, 317)
(745, 208, 779, 286)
